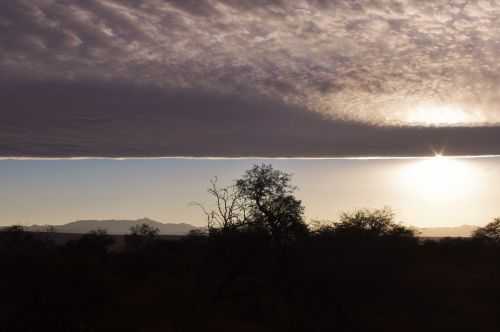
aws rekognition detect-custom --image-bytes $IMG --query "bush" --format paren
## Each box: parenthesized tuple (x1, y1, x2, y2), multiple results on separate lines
(472, 218, 500, 243)
(317, 207, 416, 239)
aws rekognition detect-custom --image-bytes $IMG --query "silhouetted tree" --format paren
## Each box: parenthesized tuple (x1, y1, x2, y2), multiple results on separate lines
(235, 164, 308, 244)
(472, 218, 500, 242)
(68, 229, 114, 255)
(0, 225, 42, 253)
(0, 225, 26, 238)
(125, 223, 160, 250)
(194, 177, 249, 234)
(322, 207, 416, 238)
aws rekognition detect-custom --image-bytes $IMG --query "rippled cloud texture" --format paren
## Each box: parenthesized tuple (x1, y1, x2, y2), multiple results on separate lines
(2, 0, 500, 157)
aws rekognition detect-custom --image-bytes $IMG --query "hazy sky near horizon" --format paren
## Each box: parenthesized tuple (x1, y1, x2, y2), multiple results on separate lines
(1, 157, 499, 228)
(3, 0, 500, 157)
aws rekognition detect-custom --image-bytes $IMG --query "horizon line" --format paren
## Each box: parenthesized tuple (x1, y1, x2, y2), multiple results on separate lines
(1, 154, 500, 161)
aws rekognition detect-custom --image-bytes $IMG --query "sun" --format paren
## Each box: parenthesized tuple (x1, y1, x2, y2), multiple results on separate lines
(399, 155, 478, 200)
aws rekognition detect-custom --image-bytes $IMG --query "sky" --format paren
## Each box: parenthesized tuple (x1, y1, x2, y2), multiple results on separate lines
(1, 157, 499, 228)
(3, 1, 500, 227)
(2, 0, 500, 157)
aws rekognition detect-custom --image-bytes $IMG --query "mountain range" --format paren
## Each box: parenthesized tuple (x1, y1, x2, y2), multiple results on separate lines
(22, 218, 198, 235)
(4, 219, 479, 237)
(416, 225, 478, 238)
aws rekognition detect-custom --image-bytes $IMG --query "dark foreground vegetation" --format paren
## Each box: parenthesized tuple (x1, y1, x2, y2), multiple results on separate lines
(2, 165, 500, 332)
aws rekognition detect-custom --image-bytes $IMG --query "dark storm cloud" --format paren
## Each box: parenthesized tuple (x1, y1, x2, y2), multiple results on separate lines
(2, 0, 500, 157)
(3, 80, 500, 157)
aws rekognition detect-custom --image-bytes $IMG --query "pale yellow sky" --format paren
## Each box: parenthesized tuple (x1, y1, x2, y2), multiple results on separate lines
(0, 157, 499, 228)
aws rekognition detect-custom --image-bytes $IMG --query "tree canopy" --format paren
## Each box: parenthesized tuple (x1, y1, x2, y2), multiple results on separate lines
(472, 218, 500, 242)
(203, 164, 308, 244)
(316, 207, 416, 238)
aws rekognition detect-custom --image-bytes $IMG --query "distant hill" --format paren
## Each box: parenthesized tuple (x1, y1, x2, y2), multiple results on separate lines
(23, 218, 198, 235)
(3, 220, 480, 238)
(416, 225, 478, 238)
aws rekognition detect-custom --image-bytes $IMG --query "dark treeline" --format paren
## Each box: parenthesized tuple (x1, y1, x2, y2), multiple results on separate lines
(2, 164, 500, 331)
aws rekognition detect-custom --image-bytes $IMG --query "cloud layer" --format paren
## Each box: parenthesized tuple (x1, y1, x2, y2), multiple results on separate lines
(2, 0, 500, 156)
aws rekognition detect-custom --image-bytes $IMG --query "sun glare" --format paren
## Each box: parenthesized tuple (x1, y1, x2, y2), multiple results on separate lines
(399, 155, 478, 200)
(406, 103, 481, 126)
